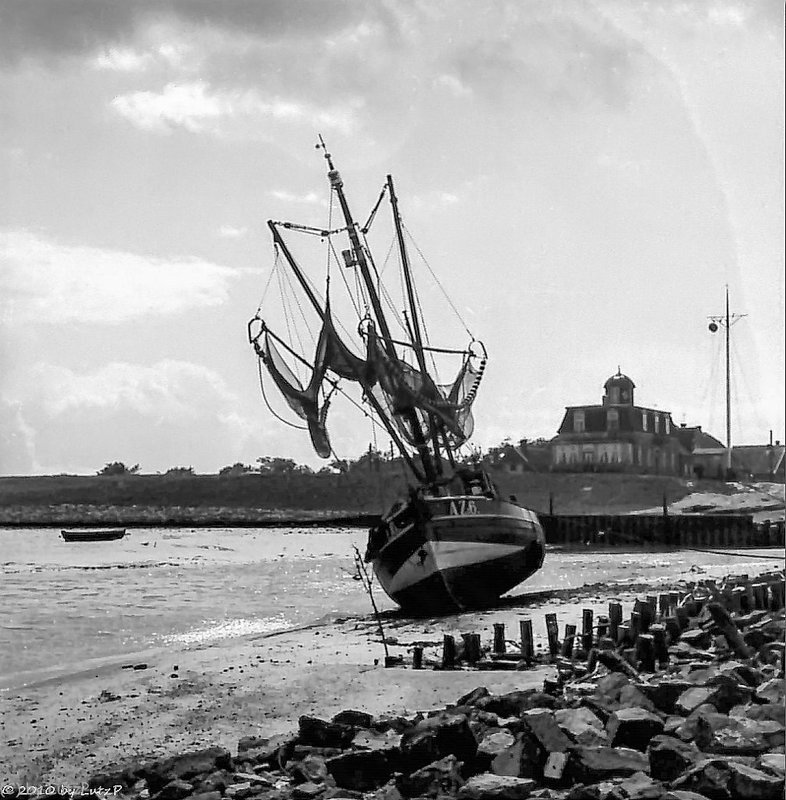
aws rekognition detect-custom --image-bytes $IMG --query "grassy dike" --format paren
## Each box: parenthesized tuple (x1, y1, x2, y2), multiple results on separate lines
(0, 471, 749, 527)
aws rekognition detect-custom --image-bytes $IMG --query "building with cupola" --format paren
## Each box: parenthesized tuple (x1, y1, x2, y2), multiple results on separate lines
(550, 370, 720, 475)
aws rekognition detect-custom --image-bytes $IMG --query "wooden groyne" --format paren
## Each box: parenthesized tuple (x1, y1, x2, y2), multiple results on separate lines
(539, 513, 785, 548)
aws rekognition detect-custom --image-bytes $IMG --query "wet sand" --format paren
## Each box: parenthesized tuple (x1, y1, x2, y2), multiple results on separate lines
(2, 546, 782, 786)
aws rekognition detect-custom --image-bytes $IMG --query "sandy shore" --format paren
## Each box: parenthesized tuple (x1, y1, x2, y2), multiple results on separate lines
(3, 548, 783, 786)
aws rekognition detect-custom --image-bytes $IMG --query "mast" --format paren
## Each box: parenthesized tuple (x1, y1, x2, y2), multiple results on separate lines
(316, 136, 438, 484)
(725, 286, 731, 473)
(708, 284, 746, 477)
(266, 220, 426, 484)
(387, 174, 444, 476)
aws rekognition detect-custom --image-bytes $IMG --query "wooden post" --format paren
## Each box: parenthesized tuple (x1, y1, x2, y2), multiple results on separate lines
(545, 613, 560, 660)
(616, 624, 630, 647)
(630, 611, 642, 643)
(646, 596, 658, 620)
(442, 634, 456, 669)
(635, 634, 656, 672)
(412, 646, 423, 669)
(675, 606, 690, 630)
(582, 609, 594, 652)
(493, 623, 506, 654)
(519, 619, 534, 664)
(770, 579, 785, 610)
(608, 602, 623, 642)
(743, 583, 755, 613)
(586, 648, 599, 672)
(658, 594, 670, 618)
(462, 632, 481, 664)
(649, 623, 669, 667)
(561, 624, 577, 658)
(634, 599, 652, 633)
(663, 616, 681, 644)
(707, 603, 754, 658)
(752, 583, 768, 610)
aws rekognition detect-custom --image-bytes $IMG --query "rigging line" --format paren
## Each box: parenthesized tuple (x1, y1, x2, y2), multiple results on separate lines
(280, 264, 313, 369)
(257, 359, 307, 431)
(730, 333, 767, 437)
(374, 335, 470, 355)
(698, 331, 723, 407)
(403, 223, 473, 339)
(410, 266, 441, 381)
(275, 262, 297, 358)
(704, 334, 723, 437)
(256, 242, 281, 312)
(378, 276, 406, 337)
(330, 238, 362, 319)
(325, 187, 335, 283)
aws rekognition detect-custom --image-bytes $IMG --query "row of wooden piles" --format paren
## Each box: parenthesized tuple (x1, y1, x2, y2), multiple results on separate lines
(412, 570, 786, 673)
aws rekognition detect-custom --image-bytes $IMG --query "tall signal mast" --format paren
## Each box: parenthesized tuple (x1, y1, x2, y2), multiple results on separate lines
(708, 285, 747, 475)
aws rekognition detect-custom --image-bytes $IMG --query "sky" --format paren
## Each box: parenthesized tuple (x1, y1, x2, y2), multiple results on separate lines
(0, 0, 783, 476)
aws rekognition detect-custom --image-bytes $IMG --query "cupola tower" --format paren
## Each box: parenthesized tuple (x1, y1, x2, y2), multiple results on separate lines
(603, 368, 635, 406)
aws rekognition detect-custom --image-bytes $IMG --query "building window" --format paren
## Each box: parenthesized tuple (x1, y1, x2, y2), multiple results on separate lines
(665, 415, 671, 434)
(583, 450, 593, 464)
(607, 408, 619, 431)
(642, 412, 648, 432)
(654, 414, 660, 433)
(610, 387, 620, 404)
(574, 410, 585, 433)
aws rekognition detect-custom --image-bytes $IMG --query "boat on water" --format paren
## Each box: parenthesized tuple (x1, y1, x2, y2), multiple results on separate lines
(248, 137, 545, 614)
(61, 527, 127, 542)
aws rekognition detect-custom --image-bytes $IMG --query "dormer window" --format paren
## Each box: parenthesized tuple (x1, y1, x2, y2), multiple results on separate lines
(654, 414, 660, 433)
(665, 416, 671, 434)
(642, 412, 648, 432)
(574, 410, 585, 433)
(607, 408, 619, 431)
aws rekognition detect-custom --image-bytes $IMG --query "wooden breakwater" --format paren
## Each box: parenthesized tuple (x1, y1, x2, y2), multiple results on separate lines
(538, 513, 785, 548)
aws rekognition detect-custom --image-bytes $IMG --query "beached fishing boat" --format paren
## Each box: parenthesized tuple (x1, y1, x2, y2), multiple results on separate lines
(248, 138, 545, 613)
(61, 527, 127, 542)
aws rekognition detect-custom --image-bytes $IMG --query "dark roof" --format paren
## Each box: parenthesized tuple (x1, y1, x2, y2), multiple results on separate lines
(557, 404, 677, 437)
(731, 445, 786, 476)
(675, 425, 725, 451)
(604, 371, 636, 390)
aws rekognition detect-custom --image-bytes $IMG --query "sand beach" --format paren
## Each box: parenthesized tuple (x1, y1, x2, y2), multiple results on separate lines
(2, 533, 783, 787)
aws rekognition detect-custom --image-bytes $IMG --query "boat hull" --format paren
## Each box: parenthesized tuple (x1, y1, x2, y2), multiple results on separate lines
(61, 528, 127, 542)
(370, 497, 545, 614)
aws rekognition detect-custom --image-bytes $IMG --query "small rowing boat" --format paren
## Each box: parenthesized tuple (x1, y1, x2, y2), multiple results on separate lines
(61, 527, 127, 542)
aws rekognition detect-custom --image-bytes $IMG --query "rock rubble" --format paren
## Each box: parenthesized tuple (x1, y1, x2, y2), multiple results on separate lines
(38, 570, 786, 800)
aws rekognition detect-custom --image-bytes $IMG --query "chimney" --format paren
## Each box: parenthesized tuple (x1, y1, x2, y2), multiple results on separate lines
(770, 429, 773, 446)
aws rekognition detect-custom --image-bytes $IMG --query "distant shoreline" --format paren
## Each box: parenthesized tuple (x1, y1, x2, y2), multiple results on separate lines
(0, 512, 381, 529)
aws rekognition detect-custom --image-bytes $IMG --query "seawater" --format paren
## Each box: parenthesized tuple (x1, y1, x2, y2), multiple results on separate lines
(1, 526, 780, 690)
(0, 527, 373, 688)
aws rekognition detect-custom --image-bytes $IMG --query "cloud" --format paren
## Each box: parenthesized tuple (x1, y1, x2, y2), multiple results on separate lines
(434, 74, 472, 98)
(218, 225, 248, 239)
(91, 46, 154, 72)
(268, 190, 326, 207)
(0, 230, 239, 325)
(111, 81, 359, 137)
(0, 0, 365, 66)
(29, 360, 235, 419)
